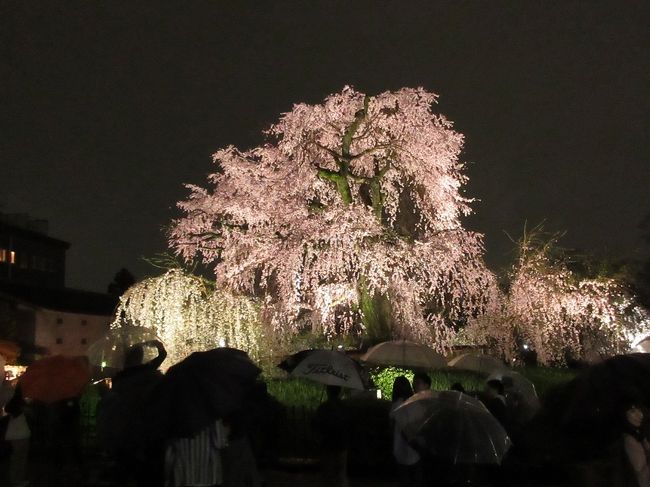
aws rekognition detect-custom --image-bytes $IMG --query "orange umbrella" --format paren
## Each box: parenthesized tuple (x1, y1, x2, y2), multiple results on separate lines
(0, 341, 21, 363)
(20, 355, 90, 403)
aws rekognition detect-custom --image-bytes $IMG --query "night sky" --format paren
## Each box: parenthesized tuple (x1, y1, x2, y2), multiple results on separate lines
(2, 1, 649, 292)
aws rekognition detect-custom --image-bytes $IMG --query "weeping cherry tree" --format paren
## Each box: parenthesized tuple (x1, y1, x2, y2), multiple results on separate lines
(112, 269, 264, 366)
(467, 234, 650, 365)
(170, 87, 498, 352)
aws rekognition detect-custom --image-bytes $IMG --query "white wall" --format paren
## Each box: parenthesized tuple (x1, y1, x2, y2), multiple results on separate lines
(34, 308, 110, 357)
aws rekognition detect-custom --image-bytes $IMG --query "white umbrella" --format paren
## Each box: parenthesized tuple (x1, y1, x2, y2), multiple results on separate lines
(361, 340, 446, 369)
(447, 353, 508, 375)
(286, 350, 367, 390)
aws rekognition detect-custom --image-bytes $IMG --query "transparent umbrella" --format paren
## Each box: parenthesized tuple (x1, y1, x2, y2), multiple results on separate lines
(487, 370, 540, 422)
(394, 390, 511, 465)
(87, 326, 162, 371)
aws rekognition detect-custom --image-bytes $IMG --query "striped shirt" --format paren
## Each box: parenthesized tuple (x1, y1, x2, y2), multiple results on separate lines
(166, 420, 228, 487)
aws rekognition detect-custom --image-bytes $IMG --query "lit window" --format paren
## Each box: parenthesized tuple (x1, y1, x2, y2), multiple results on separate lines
(0, 249, 5, 262)
(9, 251, 16, 264)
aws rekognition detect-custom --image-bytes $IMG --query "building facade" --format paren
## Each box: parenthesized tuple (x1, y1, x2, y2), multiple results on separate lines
(0, 213, 118, 362)
(0, 285, 116, 361)
(0, 213, 69, 289)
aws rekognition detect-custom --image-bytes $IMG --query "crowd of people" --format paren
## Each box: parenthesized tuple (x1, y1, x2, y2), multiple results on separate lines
(1, 346, 650, 487)
(95, 341, 283, 487)
(311, 370, 650, 487)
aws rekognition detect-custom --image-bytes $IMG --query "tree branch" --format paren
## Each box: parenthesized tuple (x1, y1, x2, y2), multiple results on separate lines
(342, 96, 370, 159)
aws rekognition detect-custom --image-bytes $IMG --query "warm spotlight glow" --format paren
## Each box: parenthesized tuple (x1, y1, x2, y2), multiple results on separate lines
(112, 269, 264, 366)
(169, 87, 498, 352)
(468, 245, 650, 365)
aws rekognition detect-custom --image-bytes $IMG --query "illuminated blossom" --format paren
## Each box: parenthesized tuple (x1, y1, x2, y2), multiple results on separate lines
(112, 269, 264, 367)
(467, 246, 650, 365)
(170, 87, 497, 352)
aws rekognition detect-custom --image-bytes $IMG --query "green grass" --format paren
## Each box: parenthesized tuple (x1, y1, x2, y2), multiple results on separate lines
(266, 377, 325, 408)
(79, 367, 578, 413)
(265, 367, 579, 408)
(515, 367, 577, 396)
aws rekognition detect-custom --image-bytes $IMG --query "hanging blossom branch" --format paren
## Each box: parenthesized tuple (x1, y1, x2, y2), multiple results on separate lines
(112, 269, 264, 367)
(169, 86, 499, 352)
(466, 244, 650, 365)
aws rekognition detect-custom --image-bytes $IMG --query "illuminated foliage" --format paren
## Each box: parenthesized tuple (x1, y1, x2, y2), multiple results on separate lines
(170, 87, 497, 352)
(371, 366, 414, 400)
(467, 237, 650, 365)
(112, 269, 264, 366)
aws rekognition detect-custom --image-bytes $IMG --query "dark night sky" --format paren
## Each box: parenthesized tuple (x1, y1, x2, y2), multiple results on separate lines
(2, 1, 649, 292)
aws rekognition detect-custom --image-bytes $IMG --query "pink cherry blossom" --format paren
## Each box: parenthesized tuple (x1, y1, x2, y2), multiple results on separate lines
(467, 245, 650, 365)
(170, 87, 498, 352)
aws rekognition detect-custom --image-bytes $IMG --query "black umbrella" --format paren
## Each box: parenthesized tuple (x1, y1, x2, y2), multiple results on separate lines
(561, 353, 650, 428)
(527, 353, 650, 464)
(148, 348, 261, 439)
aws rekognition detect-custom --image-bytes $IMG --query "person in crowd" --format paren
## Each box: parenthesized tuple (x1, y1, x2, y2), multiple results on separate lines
(483, 379, 508, 428)
(236, 381, 285, 471)
(117, 339, 167, 380)
(50, 397, 85, 485)
(97, 340, 167, 487)
(389, 376, 422, 487)
(165, 419, 229, 487)
(412, 373, 432, 394)
(313, 385, 350, 487)
(0, 360, 14, 410)
(220, 382, 271, 487)
(4, 385, 30, 487)
(621, 403, 650, 487)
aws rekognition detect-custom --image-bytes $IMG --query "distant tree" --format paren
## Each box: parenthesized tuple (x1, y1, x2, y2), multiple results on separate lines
(170, 87, 497, 352)
(467, 229, 649, 365)
(107, 268, 136, 297)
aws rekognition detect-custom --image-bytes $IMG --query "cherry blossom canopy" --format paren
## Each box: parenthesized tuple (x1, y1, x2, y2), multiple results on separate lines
(170, 87, 498, 351)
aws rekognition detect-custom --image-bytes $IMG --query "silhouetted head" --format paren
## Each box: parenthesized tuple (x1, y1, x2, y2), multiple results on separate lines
(392, 375, 413, 402)
(326, 385, 342, 400)
(625, 403, 644, 429)
(486, 379, 505, 397)
(124, 344, 144, 368)
(412, 372, 432, 393)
